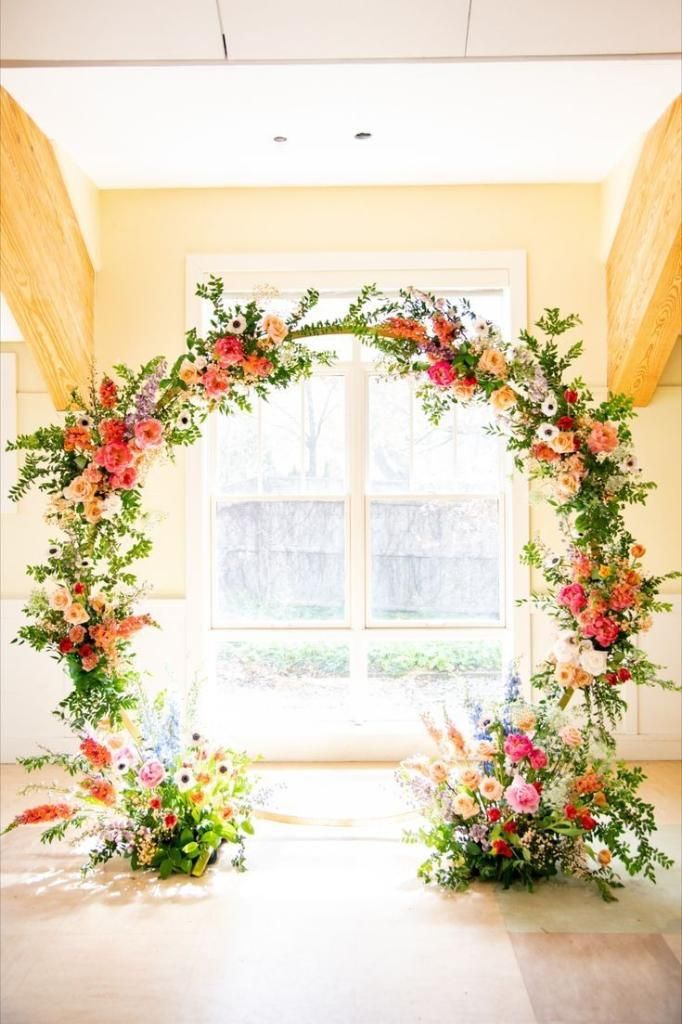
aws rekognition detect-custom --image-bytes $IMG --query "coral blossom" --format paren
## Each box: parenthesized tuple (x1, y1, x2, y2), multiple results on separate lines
(557, 583, 588, 616)
(63, 425, 92, 451)
(100, 419, 127, 444)
(134, 419, 164, 449)
(95, 441, 133, 474)
(99, 377, 118, 409)
(380, 317, 428, 344)
(16, 803, 73, 825)
(214, 335, 244, 366)
(202, 366, 230, 398)
(80, 737, 112, 769)
(242, 355, 273, 378)
(586, 420, 618, 454)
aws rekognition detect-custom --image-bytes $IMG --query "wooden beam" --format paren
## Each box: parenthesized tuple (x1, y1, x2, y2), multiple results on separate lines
(0, 86, 93, 410)
(607, 95, 682, 406)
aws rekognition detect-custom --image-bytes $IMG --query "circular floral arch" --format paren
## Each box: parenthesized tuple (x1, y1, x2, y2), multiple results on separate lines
(5, 278, 678, 892)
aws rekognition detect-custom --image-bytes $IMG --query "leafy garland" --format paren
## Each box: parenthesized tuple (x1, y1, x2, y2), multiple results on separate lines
(4, 278, 679, 891)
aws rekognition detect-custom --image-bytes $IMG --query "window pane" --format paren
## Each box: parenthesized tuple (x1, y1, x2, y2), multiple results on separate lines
(302, 376, 346, 494)
(366, 637, 504, 719)
(451, 405, 502, 494)
(214, 408, 259, 494)
(262, 386, 302, 494)
(368, 376, 410, 492)
(215, 639, 350, 718)
(214, 500, 346, 622)
(369, 498, 501, 622)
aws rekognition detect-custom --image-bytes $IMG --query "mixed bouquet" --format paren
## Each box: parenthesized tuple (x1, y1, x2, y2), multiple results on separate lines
(398, 684, 672, 900)
(4, 694, 256, 879)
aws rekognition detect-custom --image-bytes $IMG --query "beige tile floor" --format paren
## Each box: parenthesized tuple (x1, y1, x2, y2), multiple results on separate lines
(1, 762, 680, 1024)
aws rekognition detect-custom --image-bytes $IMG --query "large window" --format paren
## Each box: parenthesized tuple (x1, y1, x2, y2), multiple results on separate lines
(187, 255, 528, 757)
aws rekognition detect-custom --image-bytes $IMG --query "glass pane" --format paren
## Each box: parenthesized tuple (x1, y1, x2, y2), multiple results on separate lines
(369, 498, 501, 622)
(215, 639, 350, 718)
(214, 500, 346, 622)
(214, 408, 259, 494)
(412, 402, 456, 493)
(261, 386, 302, 494)
(368, 376, 410, 492)
(366, 637, 504, 719)
(452, 404, 502, 494)
(302, 377, 346, 494)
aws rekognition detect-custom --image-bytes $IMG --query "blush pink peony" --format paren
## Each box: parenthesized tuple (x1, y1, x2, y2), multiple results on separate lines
(504, 778, 541, 815)
(137, 760, 166, 789)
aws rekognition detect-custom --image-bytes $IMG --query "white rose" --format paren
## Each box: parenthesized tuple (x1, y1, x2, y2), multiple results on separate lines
(579, 646, 608, 677)
(552, 632, 580, 665)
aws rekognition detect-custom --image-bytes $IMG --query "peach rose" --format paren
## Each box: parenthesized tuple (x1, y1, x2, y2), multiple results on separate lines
(262, 314, 288, 345)
(83, 497, 104, 524)
(452, 378, 477, 401)
(490, 385, 517, 412)
(63, 476, 94, 503)
(88, 591, 108, 614)
(429, 761, 449, 784)
(478, 348, 508, 380)
(48, 587, 72, 612)
(513, 709, 537, 732)
(474, 739, 497, 761)
(550, 431, 577, 454)
(570, 667, 593, 689)
(64, 603, 89, 625)
(555, 662, 577, 687)
(68, 625, 86, 644)
(459, 768, 481, 790)
(452, 793, 479, 820)
(586, 420, 618, 454)
(555, 473, 581, 499)
(178, 359, 200, 386)
(479, 776, 503, 801)
(558, 725, 582, 747)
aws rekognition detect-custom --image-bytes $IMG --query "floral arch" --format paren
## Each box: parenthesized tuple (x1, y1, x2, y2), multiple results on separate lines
(4, 278, 678, 894)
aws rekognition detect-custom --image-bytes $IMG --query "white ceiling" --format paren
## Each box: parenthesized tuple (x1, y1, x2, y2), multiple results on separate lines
(1, 0, 680, 62)
(1, 61, 679, 187)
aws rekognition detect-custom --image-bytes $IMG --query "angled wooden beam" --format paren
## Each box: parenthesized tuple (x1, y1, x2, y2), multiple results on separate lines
(607, 95, 682, 406)
(0, 86, 93, 409)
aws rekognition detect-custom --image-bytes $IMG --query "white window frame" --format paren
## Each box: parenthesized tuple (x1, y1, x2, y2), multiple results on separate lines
(185, 250, 529, 760)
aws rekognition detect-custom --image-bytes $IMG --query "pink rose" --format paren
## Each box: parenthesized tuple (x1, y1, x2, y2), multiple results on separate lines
(214, 335, 244, 367)
(138, 760, 166, 789)
(94, 441, 134, 474)
(586, 421, 618, 454)
(559, 725, 582, 747)
(134, 418, 164, 449)
(503, 733, 534, 763)
(427, 360, 456, 387)
(504, 778, 541, 815)
(528, 747, 548, 770)
(202, 365, 230, 398)
(557, 583, 587, 616)
(110, 466, 138, 490)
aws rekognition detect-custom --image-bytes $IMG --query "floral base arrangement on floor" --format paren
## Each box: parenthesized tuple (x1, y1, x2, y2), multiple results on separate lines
(3, 693, 256, 878)
(3, 277, 679, 893)
(398, 674, 673, 901)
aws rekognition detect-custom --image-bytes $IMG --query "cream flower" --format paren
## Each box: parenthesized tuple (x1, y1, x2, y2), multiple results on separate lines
(48, 587, 72, 612)
(474, 739, 497, 761)
(262, 314, 288, 345)
(512, 708, 537, 733)
(429, 760, 449, 784)
(63, 602, 89, 625)
(178, 359, 200, 386)
(63, 476, 94, 503)
(558, 725, 583, 747)
(579, 646, 608, 677)
(552, 632, 580, 665)
(459, 768, 481, 790)
(478, 348, 508, 380)
(479, 776, 504, 801)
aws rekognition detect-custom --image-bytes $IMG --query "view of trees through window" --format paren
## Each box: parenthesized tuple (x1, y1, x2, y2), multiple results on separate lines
(206, 288, 510, 727)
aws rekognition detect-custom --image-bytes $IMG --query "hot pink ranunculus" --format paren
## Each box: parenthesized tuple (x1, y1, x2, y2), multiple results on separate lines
(138, 760, 166, 789)
(504, 777, 541, 815)
(214, 335, 245, 367)
(528, 747, 548, 770)
(202, 366, 230, 398)
(134, 418, 164, 449)
(427, 360, 456, 388)
(94, 441, 133, 474)
(583, 613, 620, 647)
(557, 582, 588, 616)
(586, 421, 618, 454)
(503, 733, 534, 763)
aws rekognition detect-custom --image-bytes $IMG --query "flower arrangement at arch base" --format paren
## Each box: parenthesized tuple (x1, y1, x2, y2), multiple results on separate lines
(3, 693, 256, 879)
(398, 676, 673, 902)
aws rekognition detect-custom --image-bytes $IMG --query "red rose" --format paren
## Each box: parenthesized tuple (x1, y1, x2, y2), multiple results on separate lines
(503, 820, 518, 834)
(564, 389, 578, 404)
(79, 643, 94, 659)
(487, 808, 501, 822)
(532, 781, 543, 794)
(463, 376, 477, 386)
(565, 804, 577, 819)
(149, 797, 162, 810)
(557, 416, 575, 430)
(617, 667, 632, 681)
(163, 813, 178, 829)
(606, 672, 619, 686)
(580, 813, 597, 831)
(73, 581, 85, 595)
(58, 638, 74, 654)
(492, 839, 513, 858)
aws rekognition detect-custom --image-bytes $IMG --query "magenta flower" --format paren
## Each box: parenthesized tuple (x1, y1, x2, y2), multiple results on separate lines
(557, 583, 588, 616)
(503, 733, 534, 763)
(427, 360, 456, 387)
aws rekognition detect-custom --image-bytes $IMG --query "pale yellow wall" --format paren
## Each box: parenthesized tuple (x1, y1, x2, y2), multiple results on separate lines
(2, 183, 680, 602)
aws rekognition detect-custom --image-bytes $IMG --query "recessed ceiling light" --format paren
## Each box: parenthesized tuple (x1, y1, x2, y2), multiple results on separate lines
(273, 135, 288, 143)
(354, 132, 372, 140)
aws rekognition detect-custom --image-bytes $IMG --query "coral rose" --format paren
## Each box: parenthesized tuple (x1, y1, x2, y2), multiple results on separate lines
(134, 419, 164, 450)
(110, 466, 138, 490)
(95, 442, 133, 474)
(214, 335, 245, 366)
(202, 365, 230, 398)
(557, 583, 588, 616)
(532, 442, 561, 463)
(630, 544, 646, 559)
